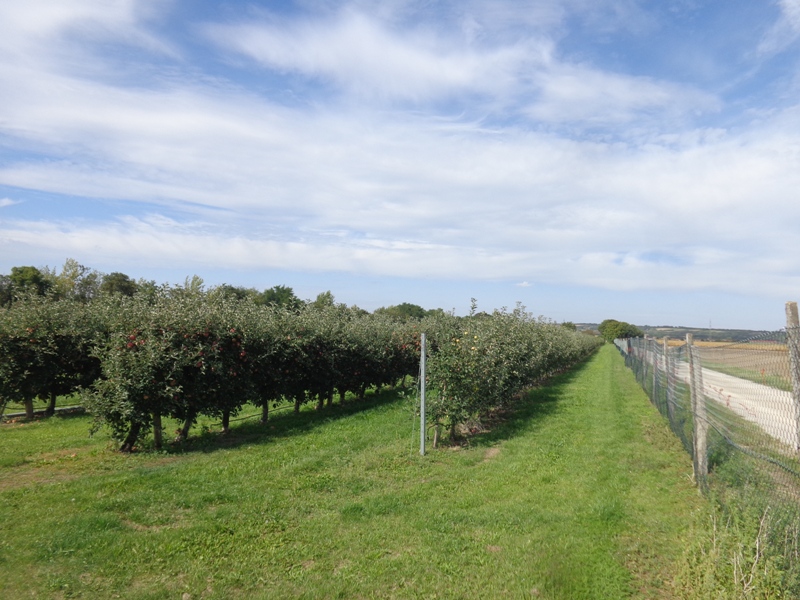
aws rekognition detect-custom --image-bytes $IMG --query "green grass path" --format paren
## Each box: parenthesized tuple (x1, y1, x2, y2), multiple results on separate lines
(0, 345, 706, 599)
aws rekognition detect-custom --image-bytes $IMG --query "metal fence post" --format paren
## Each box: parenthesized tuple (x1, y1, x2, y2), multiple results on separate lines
(785, 302, 800, 454)
(420, 333, 426, 456)
(687, 333, 708, 488)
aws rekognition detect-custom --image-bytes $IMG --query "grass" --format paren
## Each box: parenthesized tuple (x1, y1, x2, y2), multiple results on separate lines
(1, 346, 708, 599)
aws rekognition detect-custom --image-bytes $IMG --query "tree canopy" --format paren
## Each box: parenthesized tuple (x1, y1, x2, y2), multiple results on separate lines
(255, 284, 303, 310)
(598, 319, 644, 343)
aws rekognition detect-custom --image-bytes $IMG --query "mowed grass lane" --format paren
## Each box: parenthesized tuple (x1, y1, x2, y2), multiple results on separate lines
(0, 345, 705, 599)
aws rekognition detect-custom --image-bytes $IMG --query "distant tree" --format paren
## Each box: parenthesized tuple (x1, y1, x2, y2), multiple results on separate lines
(9, 266, 50, 296)
(53, 258, 101, 301)
(561, 321, 578, 331)
(598, 319, 643, 343)
(169, 275, 204, 298)
(374, 302, 427, 321)
(135, 279, 159, 302)
(214, 284, 256, 302)
(311, 290, 335, 309)
(0, 275, 13, 307)
(100, 272, 139, 297)
(256, 285, 303, 310)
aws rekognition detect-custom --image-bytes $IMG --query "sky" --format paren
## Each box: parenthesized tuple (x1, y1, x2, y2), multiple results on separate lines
(1, 0, 800, 330)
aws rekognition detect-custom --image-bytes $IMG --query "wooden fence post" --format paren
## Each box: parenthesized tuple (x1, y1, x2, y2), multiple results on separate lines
(651, 336, 658, 396)
(687, 333, 708, 488)
(663, 337, 674, 423)
(785, 302, 800, 454)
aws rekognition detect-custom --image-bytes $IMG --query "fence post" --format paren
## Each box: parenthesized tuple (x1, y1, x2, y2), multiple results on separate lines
(663, 337, 674, 423)
(785, 302, 800, 454)
(651, 336, 657, 397)
(687, 333, 708, 488)
(420, 333, 427, 456)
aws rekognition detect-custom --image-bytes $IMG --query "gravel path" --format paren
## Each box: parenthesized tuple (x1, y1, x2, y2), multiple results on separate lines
(674, 362, 798, 450)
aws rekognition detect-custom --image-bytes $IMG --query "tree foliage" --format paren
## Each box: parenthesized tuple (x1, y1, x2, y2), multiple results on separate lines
(374, 302, 429, 321)
(255, 284, 303, 310)
(100, 272, 139, 297)
(598, 319, 644, 343)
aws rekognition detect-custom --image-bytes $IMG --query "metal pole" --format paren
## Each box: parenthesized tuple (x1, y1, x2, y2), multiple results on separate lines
(785, 302, 800, 454)
(420, 333, 426, 456)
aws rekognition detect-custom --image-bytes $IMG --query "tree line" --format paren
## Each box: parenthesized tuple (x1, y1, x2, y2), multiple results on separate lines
(1, 261, 603, 451)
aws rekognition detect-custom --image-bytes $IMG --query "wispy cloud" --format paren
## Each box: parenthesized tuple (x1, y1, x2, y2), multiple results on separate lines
(205, 9, 548, 104)
(758, 0, 800, 56)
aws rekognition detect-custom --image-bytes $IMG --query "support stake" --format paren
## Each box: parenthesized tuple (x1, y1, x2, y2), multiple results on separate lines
(420, 333, 427, 456)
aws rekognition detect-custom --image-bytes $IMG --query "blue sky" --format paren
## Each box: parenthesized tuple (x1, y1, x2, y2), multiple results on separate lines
(2, 1, 800, 329)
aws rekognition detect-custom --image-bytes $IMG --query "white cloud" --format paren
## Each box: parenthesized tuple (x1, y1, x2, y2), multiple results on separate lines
(0, 0, 176, 61)
(205, 9, 548, 103)
(527, 65, 720, 125)
(1, 0, 800, 312)
(758, 0, 800, 56)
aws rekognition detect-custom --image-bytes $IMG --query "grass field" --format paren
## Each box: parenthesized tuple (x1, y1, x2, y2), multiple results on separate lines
(1, 346, 710, 599)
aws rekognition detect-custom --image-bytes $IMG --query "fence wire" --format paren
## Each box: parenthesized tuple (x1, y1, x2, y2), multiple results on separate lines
(617, 334, 800, 495)
(616, 333, 800, 591)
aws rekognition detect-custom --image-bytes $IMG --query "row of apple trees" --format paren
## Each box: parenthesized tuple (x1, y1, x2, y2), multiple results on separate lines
(85, 291, 422, 451)
(0, 289, 422, 450)
(422, 304, 602, 445)
(0, 294, 104, 419)
(1, 289, 600, 451)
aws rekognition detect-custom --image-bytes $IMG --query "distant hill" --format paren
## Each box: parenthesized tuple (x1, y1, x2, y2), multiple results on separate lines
(638, 326, 775, 343)
(575, 324, 775, 343)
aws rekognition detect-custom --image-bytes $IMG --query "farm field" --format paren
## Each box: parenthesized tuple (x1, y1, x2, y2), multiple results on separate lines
(1, 346, 708, 599)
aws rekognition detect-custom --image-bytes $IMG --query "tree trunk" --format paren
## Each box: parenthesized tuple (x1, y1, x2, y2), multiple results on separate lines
(221, 409, 230, 434)
(177, 409, 196, 442)
(338, 389, 346, 405)
(326, 388, 334, 408)
(260, 403, 269, 425)
(433, 423, 440, 449)
(358, 384, 366, 401)
(24, 398, 34, 420)
(45, 392, 57, 417)
(120, 422, 142, 452)
(294, 391, 304, 414)
(316, 394, 324, 411)
(152, 412, 163, 450)
(450, 421, 457, 442)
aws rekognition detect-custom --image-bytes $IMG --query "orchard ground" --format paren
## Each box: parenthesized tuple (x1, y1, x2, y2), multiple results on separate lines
(2, 346, 726, 599)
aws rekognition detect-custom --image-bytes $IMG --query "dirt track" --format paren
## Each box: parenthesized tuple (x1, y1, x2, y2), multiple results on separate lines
(676, 363, 798, 449)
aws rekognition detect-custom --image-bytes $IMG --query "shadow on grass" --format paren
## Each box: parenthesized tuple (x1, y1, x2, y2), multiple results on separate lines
(1, 405, 87, 423)
(457, 353, 596, 449)
(163, 388, 408, 456)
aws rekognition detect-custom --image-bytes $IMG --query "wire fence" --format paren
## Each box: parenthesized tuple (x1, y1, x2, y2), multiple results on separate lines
(615, 309, 800, 592)
(616, 332, 800, 493)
